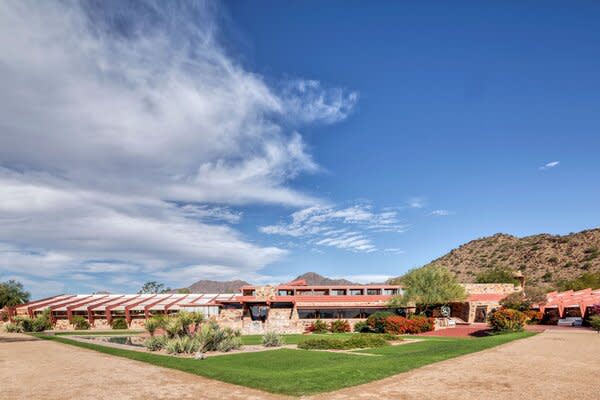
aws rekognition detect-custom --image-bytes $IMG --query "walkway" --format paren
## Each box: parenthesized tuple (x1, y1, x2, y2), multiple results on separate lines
(1, 329, 599, 399)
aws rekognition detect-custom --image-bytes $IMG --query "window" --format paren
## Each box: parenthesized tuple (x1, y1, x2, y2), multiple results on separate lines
(243, 289, 256, 296)
(349, 289, 363, 296)
(367, 289, 381, 295)
(383, 289, 398, 295)
(248, 305, 268, 322)
(319, 309, 337, 319)
(331, 289, 346, 296)
(298, 309, 318, 319)
(340, 308, 361, 318)
(278, 289, 293, 296)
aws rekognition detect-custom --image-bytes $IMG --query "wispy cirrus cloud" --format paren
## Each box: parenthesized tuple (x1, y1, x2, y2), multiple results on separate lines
(0, 1, 357, 296)
(429, 209, 454, 216)
(259, 204, 407, 253)
(539, 161, 560, 170)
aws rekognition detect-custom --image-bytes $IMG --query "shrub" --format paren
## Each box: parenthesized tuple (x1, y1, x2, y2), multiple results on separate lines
(408, 315, 435, 333)
(488, 308, 527, 332)
(262, 331, 284, 347)
(298, 334, 389, 350)
(384, 316, 414, 334)
(14, 316, 33, 332)
(366, 311, 395, 333)
(144, 335, 166, 351)
(111, 318, 128, 330)
(198, 321, 241, 352)
(3, 322, 21, 333)
(524, 310, 544, 324)
(164, 317, 184, 338)
(589, 315, 600, 333)
(144, 316, 163, 336)
(72, 316, 90, 330)
(306, 319, 328, 334)
(330, 319, 351, 333)
(353, 321, 372, 333)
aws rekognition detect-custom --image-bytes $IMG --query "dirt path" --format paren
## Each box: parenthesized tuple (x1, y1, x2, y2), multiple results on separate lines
(309, 329, 600, 400)
(0, 333, 287, 400)
(1, 330, 599, 400)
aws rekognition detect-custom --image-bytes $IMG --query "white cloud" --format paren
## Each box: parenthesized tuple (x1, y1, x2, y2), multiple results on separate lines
(539, 161, 560, 170)
(407, 197, 426, 209)
(383, 248, 405, 254)
(0, 1, 357, 294)
(429, 209, 453, 216)
(260, 204, 406, 252)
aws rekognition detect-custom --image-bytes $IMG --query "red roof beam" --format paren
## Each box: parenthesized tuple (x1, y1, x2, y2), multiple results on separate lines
(124, 295, 158, 323)
(104, 295, 141, 324)
(87, 295, 125, 324)
(165, 295, 204, 312)
(27, 295, 77, 317)
(66, 295, 108, 322)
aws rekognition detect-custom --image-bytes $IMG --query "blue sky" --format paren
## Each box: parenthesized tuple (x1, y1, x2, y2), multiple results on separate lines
(1, 1, 599, 297)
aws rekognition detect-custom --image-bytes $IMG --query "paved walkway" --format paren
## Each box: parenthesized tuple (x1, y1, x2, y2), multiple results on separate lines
(1, 329, 599, 399)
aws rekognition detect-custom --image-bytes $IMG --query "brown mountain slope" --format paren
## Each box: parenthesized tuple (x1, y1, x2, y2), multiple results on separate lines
(293, 272, 357, 286)
(187, 279, 249, 293)
(417, 228, 600, 289)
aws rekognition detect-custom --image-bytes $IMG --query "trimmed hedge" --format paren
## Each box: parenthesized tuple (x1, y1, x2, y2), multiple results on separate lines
(298, 334, 389, 350)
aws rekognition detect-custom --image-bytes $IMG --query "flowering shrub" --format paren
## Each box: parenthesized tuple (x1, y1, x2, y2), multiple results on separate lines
(524, 310, 544, 324)
(383, 315, 435, 334)
(409, 315, 435, 333)
(366, 311, 395, 333)
(330, 319, 351, 333)
(306, 319, 328, 333)
(488, 308, 527, 332)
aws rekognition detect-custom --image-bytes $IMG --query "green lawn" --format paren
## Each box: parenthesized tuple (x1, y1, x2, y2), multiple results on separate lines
(240, 333, 352, 345)
(32, 332, 534, 396)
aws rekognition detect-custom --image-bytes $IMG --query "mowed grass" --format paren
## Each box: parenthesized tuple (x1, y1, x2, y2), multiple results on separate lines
(32, 332, 534, 396)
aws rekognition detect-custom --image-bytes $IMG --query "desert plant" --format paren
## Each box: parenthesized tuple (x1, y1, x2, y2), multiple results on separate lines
(589, 315, 600, 333)
(262, 331, 284, 347)
(144, 335, 166, 351)
(198, 321, 241, 352)
(488, 308, 527, 333)
(111, 318, 128, 330)
(13, 316, 33, 332)
(3, 322, 21, 333)
(31, 309, 53, 332)
(72, 315, 90, 330)
(144, 316, 163, 336)
(306, 319, 328, 334)
(329, 319, 351, 333)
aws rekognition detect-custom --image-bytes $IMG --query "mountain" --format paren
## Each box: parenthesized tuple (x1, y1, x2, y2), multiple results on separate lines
(293, 272, 357, 286)
(186, 279, 249, 293)
(400, 228, 600, 289)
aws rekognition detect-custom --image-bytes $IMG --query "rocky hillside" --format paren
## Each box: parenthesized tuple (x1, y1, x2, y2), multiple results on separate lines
(292, 272, 356, 286)
(419, 228, 600, 289)
(187, 279, 249, 293)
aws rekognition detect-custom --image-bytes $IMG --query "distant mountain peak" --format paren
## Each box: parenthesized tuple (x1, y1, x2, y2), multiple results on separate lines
(293, 272, 357, 286)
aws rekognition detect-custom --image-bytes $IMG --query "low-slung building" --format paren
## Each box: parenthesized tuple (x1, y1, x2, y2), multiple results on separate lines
(532, 288, 600, 323)
(4, 279, 529, 333)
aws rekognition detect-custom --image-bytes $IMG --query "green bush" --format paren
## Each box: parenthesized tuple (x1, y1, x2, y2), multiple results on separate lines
(330, 319, 351, 333)
(298, 334, 389, 350)
(111, 318, 128, 330)
(488, 308, 527, 333)
(353, 321, 372, 333)
(3, 322, 21, 333)
(198, 321, 241, 352)
(589, 315, 600, 333)
(14, 316, 33, 332)
(144, 335, 167, 351)
(366, 311, 395, 333)
(144, 316, 163, 336)
(165, 336, 201, 354)
(72, 316, 90, 330)
(262, 331, 284, 347)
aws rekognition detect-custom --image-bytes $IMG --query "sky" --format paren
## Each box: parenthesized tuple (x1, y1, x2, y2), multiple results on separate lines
(1, 1, 599, 297)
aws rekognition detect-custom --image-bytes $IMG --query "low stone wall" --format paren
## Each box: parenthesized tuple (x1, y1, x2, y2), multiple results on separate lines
(462, 283, 521, 295)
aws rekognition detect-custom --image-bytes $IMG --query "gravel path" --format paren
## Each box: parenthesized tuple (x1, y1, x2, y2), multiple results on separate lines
(1, 329, 598, 399)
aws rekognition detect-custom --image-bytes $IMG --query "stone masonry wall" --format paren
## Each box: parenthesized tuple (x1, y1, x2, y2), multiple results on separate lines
(462, 283, 521, 295)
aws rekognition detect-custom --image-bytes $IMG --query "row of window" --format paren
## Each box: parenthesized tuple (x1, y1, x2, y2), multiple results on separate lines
(276, 289, 400, 297)
(297, 308, 393, 319)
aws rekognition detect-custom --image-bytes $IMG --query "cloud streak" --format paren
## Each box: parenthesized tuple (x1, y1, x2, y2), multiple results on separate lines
(0, 1, 357, 295)
(539, 161, 560, 170)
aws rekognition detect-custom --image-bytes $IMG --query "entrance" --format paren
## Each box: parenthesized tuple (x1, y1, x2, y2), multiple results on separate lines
(474, 306, 488, 323)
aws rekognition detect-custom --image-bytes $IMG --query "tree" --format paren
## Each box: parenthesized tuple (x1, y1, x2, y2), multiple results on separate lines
(390, 266, 467, 314)
(138, 281, 171, 294)
(0, 280, 30, 308)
